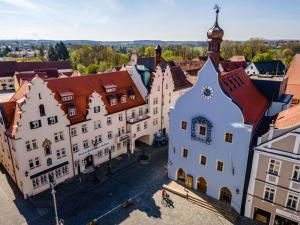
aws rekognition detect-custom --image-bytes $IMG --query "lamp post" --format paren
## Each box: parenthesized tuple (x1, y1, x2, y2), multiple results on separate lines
(49, 174, 63, 225)
(107, 150, 112, 176)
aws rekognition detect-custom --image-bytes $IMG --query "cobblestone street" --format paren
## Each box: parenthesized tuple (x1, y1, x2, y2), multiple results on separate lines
(0, 144, 260, 225)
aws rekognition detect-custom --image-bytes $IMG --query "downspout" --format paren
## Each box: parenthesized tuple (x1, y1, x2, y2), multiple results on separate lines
(68, 125, 75, 177)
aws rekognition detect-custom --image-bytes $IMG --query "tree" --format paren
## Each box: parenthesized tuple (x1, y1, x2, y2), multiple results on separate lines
(144, 46, 155, 57)
(252, 52, 274, 62)
(48, 44, 59, 61)
(55, 41, 69, 60)
(38, 44, 45, 58)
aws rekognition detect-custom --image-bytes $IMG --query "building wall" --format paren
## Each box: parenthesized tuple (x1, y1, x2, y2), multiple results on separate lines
(168, 59, 252, 213)
(12, 77, 74, 198)
(245, 127, 300, 224)
(245, 64, 259, 76)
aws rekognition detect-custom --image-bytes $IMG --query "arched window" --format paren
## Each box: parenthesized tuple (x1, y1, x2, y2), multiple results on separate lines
(47, 158, 52, 166)
(39, 104, 46, 116)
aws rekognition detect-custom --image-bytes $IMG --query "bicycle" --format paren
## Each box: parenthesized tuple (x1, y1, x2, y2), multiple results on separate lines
(161, 195, 174, 208)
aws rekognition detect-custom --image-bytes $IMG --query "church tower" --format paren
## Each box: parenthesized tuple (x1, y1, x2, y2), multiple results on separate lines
(155, 44, 162, 66)
(207, 5, 224, 66)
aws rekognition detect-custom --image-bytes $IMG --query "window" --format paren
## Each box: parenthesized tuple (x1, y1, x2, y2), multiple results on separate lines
(137, 124, 141, 132)
(104, 148, 109, 155)
(200, 155, 207, 165)
(68, 108, 76, 116)
(139, 108, 143, 116)
(166, 84, 168, 89)
(292, 165, 300, 182)
(41, 175, 47, 185)
(157, 85, 160, 92)
(47, 116, 58, 125)
(54, 131, 64, 142)
(56, 149, 61, 159)
(117, 114, 123, 122)
(62, 165, 68, 175)
(110, 98, 117, 106)
(82, 124, 88, 133)
(97, 151, 103, 158)
(35, 157, 40, 167)
(153, 107, 158, 115)
(225, 133, 233, 143)
(71, 127, 77, 136)
(30, 120, 41, 129)
(199, 126, 206, 135)
(95, 135, 102, 144)
(182, 148, 188, 158)
(129, 94, 135, 100)
(94, 106, 100, 113)
(72, 144, 79, 153)
(56, 148, 66, 159)
(117, 143, 121, 150)
(26, 141, 31, 151)
(121, 95, 126, 103)
(83, 140, 89, 149)
(55, 168, 62, 178)
(123, 140, 127, 147)
(268, 159, 281, 176)
(39, 104, 46, 116)
(32, 139, 37, 149)
(286, 194, 299, 210)
(181, 121, 187, 130)
(108, 131, 112, 139)
(217, 161, 223, 172)
(94, 120, 101, 129)
(264, 186, 275, 202)
(32, 178, 40, 188)
(107, 117, 112, 125)
(29, 159, 34, 169)
(62, 96, 73, 101)
(144, 121, 148, 129)
(46, 158, 52, 166)
(38, 93, 42, 99)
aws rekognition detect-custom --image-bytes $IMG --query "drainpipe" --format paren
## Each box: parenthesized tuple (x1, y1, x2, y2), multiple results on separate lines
(68, 125, 76, 177)
(160, 69, 164, 132)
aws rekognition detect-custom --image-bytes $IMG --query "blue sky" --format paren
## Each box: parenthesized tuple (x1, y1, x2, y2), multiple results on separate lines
(0, 0, 299, 41)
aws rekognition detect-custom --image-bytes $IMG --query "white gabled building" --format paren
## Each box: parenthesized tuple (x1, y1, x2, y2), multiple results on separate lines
(0, 70, 150, 197)
(167, 8, 269, 213)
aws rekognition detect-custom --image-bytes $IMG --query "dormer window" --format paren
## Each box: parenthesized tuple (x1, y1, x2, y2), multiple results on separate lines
(59, 91, 74, 102)
(68, 106, 76, 116)
(110, 97, 117, 106)
(121, 95, 126, 103)
(103, 83, 117, 93)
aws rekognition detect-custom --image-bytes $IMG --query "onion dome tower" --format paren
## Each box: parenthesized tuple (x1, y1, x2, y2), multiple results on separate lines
(207, 5, 224, 66)
(155, 44, 162, 66)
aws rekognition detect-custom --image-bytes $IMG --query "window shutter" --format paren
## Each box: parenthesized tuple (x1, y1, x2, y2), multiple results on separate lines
(38, 120, 42, 127)
(55, 116, 58, 123)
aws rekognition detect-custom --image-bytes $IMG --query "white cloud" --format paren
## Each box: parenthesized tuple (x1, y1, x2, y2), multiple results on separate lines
(0, 0, 40, 12)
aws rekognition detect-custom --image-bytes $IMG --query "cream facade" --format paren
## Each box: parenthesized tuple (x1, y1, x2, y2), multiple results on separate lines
(245, 125, 300, 225)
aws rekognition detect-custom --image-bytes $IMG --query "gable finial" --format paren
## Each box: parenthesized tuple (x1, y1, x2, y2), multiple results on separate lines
(214, 4, 220, 23)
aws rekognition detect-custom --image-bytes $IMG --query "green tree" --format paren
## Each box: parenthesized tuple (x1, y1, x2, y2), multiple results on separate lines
(48, 44, 59, 61)
(145, 46, 155, 57)
(252, 52, 274, 62)
(86, 64, 100, 74)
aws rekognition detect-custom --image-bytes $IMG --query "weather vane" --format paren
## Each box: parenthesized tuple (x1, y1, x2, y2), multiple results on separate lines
(214, 4, 220, 14)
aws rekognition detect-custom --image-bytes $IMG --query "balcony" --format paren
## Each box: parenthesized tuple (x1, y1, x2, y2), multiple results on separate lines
(115, 132, 130, 142)
(127, 114, 150, 124)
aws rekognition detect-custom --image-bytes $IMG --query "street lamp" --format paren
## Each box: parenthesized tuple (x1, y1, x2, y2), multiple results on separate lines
(49, 174, 63, 225)
(107, 150, 113, 176)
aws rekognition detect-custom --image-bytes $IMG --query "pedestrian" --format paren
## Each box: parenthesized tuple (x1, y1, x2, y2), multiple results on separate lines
(162, 188, 168, 199)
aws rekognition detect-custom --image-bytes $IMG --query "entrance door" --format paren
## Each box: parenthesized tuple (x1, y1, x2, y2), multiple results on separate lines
(219, 187, 232, 204)
(85, 155, 93, 168)
(274, 215, 298, 225)
(253, 207, 271, 224)
(197, 177, 207, 194)
(177, 168, 186, 183)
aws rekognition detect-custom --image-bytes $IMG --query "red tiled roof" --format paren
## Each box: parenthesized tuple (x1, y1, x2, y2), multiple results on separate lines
(286, 54, 300, 100)
(1, 71, 145, 136)
(46, 71, 145, 124)
(220, 68, 269, 130)
(275, 104, 300, 129)
(220, 61, 248, 72)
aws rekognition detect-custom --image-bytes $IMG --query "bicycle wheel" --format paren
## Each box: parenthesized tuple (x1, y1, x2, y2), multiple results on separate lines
(161, 198, 168, 207)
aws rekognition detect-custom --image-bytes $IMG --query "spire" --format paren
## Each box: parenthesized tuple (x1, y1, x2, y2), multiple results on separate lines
(207, 4, 224, 66)
(155, 44, 162, 66)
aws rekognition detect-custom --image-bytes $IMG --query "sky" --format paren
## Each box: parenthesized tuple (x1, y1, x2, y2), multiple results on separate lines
(0, 0, 299, 41)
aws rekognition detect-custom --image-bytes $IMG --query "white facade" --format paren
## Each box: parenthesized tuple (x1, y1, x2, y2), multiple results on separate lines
(168, 59, 253, 213)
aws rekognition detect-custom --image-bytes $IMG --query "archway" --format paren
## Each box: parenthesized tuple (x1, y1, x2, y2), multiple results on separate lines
(219, 187, 232, 204)
(197, 177, 207, 194)
(177, 168, 186, 183)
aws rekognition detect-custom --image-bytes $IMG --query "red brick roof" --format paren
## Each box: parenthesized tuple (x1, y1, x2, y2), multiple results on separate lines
(275, 104, 300, 129)
(286, 54, 300, 101)
(220, 68, 269, 130)
(46, 71, 145, 124)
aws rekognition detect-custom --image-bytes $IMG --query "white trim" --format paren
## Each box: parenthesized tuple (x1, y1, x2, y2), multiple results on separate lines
(263, 184, 277, 203)
(285, 191, 300, 211)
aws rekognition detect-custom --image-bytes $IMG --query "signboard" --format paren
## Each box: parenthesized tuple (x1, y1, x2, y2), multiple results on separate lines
(78, 141, 111, 157)
(276, 208, 300, 222)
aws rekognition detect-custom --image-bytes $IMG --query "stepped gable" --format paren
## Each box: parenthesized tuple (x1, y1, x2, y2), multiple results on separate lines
(220, 67, 269, 130)
(169, 66, 193, 91)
